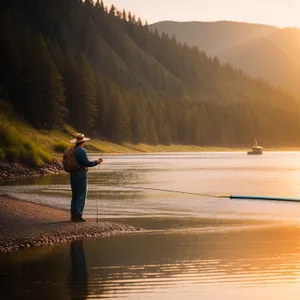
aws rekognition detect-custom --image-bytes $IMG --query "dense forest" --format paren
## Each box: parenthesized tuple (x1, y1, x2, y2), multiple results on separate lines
(1, 0, 300, 147)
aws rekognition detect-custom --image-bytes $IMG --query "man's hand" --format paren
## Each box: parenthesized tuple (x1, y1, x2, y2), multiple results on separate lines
(98, 158, 103, 164)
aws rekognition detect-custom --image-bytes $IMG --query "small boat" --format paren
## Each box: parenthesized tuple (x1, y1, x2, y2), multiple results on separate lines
(247, 139, 263, 155)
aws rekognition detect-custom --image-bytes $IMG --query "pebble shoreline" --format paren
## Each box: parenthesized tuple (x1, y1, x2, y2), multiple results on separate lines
(0, 160, 63, 183)
(0, 160, 141, 253)
(0, 195, 141, 254)
(0, 221, 138, 253)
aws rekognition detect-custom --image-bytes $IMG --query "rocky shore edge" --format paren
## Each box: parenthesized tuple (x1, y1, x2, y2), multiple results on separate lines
(0, 221, 139, 253)
(0, 159, 63, 183)
(0, 195, 141, 253)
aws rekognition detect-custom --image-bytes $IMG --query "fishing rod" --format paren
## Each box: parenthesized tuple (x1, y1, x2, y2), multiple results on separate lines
(96, 152, 103, 223)
(99, 184, 300, 203)
(229, 195, 300, 203)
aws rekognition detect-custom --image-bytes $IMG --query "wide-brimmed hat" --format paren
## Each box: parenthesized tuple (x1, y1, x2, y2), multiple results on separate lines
(70, 133, 90, 144)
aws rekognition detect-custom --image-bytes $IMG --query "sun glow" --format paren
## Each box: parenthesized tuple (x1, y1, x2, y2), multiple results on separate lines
(102, 0, 300, 28)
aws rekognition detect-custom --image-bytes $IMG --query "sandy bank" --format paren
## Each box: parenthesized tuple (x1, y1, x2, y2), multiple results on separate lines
(0, 195, 139, 253)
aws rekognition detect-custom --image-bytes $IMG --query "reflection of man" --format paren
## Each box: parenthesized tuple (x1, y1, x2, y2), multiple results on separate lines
(70, 241, 88, 300)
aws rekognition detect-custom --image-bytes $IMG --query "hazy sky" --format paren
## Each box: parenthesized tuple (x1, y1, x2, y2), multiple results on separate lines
(102, 0, 299, 28)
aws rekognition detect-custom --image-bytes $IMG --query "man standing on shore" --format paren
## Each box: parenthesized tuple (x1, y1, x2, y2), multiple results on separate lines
(69, 133, 103, 222)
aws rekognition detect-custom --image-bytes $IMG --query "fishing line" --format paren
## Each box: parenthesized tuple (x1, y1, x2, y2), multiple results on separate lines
(97, 164, 100, 223)
(95, 154, 300, 215)
(96, 152, 103, 223)
(100, 184, 229, 199)
(98, 183, 300, 203)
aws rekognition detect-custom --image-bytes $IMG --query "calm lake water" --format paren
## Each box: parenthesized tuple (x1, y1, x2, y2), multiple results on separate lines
(2, 152, 300, 299)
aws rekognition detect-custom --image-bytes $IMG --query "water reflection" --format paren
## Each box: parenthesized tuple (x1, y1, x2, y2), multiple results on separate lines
(2, 221, 300, 299)
(0, 246, 70, 299)
(70, 241, 88, 300)
(83, 224, 300, 299)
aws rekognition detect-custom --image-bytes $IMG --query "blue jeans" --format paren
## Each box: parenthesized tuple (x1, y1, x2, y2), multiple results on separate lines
(70, 171, 87, 218)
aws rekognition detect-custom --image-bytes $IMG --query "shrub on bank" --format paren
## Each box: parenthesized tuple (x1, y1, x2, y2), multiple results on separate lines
(0, 126, 17, 147)
(6, 148, 21, 161)
(0, 148, 6, 160)
(38, 148, 52, 163)
(20, 147, 40, 166)
(0, 124, 53, 167)
(53, 142, 68, 153)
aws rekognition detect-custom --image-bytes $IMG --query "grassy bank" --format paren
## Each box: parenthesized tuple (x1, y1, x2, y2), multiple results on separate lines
(1, 101, 300, 168)
(0, 100, 237, 167)
(0, 102, 52, 166)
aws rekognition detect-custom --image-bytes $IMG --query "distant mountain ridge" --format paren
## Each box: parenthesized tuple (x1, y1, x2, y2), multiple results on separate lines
(150, 21, 278, 55)
(150, 21, 300, 95)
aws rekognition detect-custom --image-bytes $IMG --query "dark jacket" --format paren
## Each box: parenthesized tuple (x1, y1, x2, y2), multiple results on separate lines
(74, 147, 98, 172)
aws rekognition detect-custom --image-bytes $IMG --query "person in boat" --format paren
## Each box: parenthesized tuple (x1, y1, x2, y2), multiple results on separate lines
(70, 133, 103, 222)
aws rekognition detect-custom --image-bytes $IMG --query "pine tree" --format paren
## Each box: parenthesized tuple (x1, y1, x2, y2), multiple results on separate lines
(106, 81, 131, 143)
(148, 119, 159, 145)
(109, 5, 116, 17)
(0, 12, 22, 108)
(122, 9, 127, 21)
(74, 54, 98, 132)
(95, 75, 109, 137)
(18, 32, 67, 129)
(95, 0, 101, 8)
(129, 93, 147, 143)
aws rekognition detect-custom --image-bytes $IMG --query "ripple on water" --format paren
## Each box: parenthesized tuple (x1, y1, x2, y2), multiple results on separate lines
(3, 153, 300, 299)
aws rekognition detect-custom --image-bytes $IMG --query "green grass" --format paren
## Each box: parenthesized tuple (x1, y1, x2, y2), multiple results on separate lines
(0, 101, 54, 166)
(0, 148, 5, 160)
(2, 100, 300, 168)
(0, 106, 239, 168)
(0, 120, 52, 166)
(84, 140, 246, 154)
(53, 142, 69, 153)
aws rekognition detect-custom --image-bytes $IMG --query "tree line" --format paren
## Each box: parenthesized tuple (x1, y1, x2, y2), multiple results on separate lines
(1, 0, 300, 147)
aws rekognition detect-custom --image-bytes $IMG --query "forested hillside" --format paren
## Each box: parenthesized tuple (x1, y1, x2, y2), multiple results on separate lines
(217, 33, 300, 96)
(1, 0, 300, 148)
(151, 21, 300, 96)
(150, 21, 277, 55)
